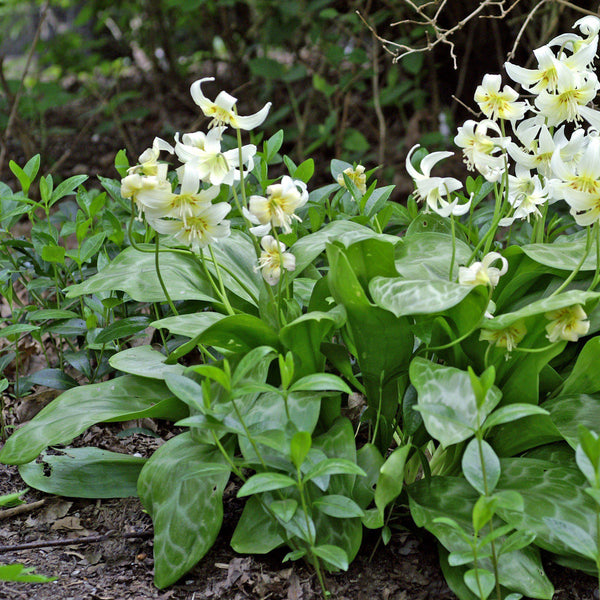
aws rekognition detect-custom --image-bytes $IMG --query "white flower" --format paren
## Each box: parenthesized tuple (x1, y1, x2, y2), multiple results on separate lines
(480, 321, 527, 352)
(151, 202, 232, 253)
(127, 137, 173, 179)
(248, 176, 308, 234)
(505, 46, 561, 94)
(550, 133, 600, 212)
(256, 235, 295, 286)
(459, 252, 508, 288)
(474, 74, 528, 121)
(534, 62, 599, 126)
(499, 165, 549, 226)
(190, 77, 271, 130)
(454, 119, 508, 182)
(545, 305, 589, 342)
(405, 145, 468, 216)
(337, 165, 367, 194)
(174, 127, 256, 186)
(136, 164, 220, 224)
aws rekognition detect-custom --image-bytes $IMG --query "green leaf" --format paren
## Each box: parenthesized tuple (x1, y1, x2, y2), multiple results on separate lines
(303, 458, 366, 482)
(312, 544, 349, 571)
(290, 431, 312, 469)
(280, 308, 345, 378)
(313, 494, 365, 518)
(0, 376, 187, 465)
(65, 246, 216, 303)
(0, 324, 40, 340)
(499, 530, 537, 556)
(94, 316, 151, 344)
(137, 433, 230, 588)
(522, 238, 599, 271)
(26, 309, 80, 321)
(544, 394, 600, 449)
(408, 476, 554, 599)
(19, 448, 145, 498)
(9, 160, 32, 195)
(472, 495, 498, 532)
(410, 358, 501, 447)
(50, 174, 88, 206)
(0, 563, 55, 583)
(482, 289, 600, 331)
(497, 456, 598, 563)
(109, 346, 184, 379)
(40, 244, 65, 264)
(270, 498, 298, 522)
(294, 158, 315, 183)
(374, 444, 410, 514)
(483, 404, 549, 433)
(265, 129, 284, 162)
(24, 368, 78, 390)
(152, 311, 226, 338)
(231, 496, 285, 554)
(370, 277, 481, 318)
(462, 439, 500, 496)
(237, 473, 296, 497)
(464, 568, 495, 600)
(395, 232, 472, 280)
(289, 373, 351, 394)
(543, 517, 597, 560)
(562, 337, 600, 396)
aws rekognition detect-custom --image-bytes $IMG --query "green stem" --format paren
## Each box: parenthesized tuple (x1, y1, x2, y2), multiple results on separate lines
(477, 434, 501, 600)
(155, 234, 178, 316)
(449, 214, 456, 282)
(551, 225, 593, 297)
(588, 222, 600, 291)
(208, 245, 235, 316)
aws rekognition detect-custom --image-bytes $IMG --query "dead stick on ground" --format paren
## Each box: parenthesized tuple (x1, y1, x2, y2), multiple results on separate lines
(0, 529, 153, 553)
(0, 498, 47, 520)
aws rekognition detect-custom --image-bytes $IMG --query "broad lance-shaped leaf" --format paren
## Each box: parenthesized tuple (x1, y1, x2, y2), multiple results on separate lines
(522, 237, 598, 271)
(561, 338, 600, 396)
(496, 455, 598, 565)
(369, 277, 482, 318)
(280, 307, 346, 378)
(201, 230, 263, 305)
(410, 358, 501, 448)
(64, 246, 216, 303)
(109, 346, 185, 379)
(543, 393, 600, 449)
(137, 433, 231, 588)
(481, 289, 600, 331)
(19, 448, 145, 498)
(0, 376, 187, 465)
(394, 232, 472, 280)
(408, 476, 554, 599)
(326, 241, 413, 448)
(152, 312, 226, 338)
(292, 220, 398, 276)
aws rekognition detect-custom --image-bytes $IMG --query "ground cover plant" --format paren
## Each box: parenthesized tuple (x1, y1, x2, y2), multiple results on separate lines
(4, 6, 600, 600)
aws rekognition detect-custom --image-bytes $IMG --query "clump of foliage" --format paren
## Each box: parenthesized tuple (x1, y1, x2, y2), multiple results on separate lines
(4, 12, 600, 600)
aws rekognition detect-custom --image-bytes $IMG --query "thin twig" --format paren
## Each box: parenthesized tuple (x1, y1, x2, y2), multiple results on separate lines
(0, 529, 153, 553)
(0, 499, 47, 520)
(0, 0, 50, 178)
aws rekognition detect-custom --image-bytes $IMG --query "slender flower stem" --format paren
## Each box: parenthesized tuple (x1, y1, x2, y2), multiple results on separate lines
(155, 234, 178, 316)
(588, 222, 600, 291)
(476, 434, 502, 600)
(551, 225, 593, 297)
(449, 215, 456, 282)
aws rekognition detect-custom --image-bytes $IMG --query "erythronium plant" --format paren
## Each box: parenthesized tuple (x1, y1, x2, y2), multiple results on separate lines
(4, 17, 600, 600)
